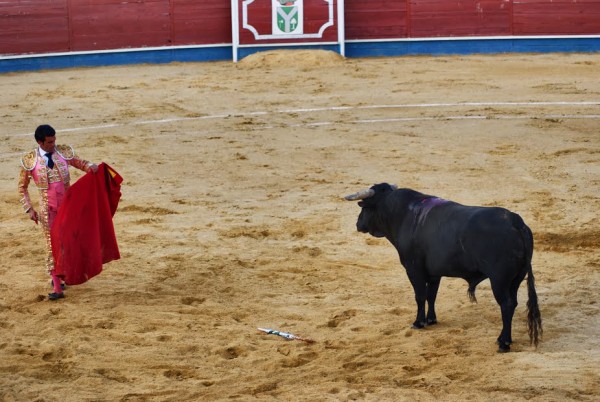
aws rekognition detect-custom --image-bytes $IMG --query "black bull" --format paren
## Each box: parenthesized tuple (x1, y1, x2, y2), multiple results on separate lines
(345, 183, 542, 352)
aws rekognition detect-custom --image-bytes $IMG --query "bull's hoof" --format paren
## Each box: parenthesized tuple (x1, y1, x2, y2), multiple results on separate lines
(497, 342, 511, 353)
(411, 321, 426, 329)
(426, 319, 438, 326)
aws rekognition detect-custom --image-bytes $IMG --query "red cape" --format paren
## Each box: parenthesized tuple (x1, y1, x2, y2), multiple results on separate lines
(51, 163, 122, 285)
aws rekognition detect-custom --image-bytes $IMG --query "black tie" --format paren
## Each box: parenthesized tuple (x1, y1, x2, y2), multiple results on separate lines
(46, 152, 54, 169)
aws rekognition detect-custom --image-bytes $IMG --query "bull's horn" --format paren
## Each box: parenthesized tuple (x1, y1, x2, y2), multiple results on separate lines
(344, 188, 375, 201)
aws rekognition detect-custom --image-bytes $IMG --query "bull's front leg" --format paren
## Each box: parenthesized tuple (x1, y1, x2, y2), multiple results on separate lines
(406, 271, 428, 329)
(412, 296, 427, 329)
(425, 278, 441, 325)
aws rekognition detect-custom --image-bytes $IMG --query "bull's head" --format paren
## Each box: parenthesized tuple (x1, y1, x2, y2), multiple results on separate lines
(344, 183, 397, 238)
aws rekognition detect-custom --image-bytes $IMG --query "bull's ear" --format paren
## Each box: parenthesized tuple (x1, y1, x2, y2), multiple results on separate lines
(358, 201, 365, 207)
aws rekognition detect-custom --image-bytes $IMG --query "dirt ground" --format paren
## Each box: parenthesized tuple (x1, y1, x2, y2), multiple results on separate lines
(1, 50, 599, 401)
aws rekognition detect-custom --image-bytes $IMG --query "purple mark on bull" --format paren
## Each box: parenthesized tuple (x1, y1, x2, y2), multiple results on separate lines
(412, 197, 448, 230)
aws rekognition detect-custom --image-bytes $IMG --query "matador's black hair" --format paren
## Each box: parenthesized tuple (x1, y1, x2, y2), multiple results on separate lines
(34, 124, 56, 142)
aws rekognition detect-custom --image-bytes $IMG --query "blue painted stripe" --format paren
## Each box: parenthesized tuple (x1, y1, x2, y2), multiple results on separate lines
(0, 45, 232, 73)
(1, 37, 599, 73)
(345, 37, 600, 58)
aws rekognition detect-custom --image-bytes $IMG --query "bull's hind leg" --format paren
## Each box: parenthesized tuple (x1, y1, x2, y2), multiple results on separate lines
(491, 280, 518, 352)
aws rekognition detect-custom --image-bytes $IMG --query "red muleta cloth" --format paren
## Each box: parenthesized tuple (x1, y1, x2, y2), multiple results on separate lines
(51, 163, 122, 285)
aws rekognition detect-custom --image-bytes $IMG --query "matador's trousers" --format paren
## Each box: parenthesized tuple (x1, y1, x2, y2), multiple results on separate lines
(39, 181, 66, 273)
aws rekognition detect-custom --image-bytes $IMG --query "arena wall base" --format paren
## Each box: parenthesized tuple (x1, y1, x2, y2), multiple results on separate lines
(0, 45, 232, 73)
(1, 37, 599, 73)
(236, 43, 341, 61)
(345, 36, 600, 58)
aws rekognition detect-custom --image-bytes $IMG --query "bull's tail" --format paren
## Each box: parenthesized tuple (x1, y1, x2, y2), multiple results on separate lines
(527, 268, 542, 347)
(521, 223, 542, 347)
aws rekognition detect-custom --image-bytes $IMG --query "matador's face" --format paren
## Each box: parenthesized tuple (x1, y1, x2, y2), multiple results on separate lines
(37, 135, 56, 154)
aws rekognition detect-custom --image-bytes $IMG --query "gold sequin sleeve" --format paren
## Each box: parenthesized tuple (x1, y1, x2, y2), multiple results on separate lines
(18, 168, 33, 213)
(68, 156, 93, 172)
(58, 144, 93, 172)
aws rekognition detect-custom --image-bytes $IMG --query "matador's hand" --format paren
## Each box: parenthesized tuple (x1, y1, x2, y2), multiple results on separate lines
(87, 163, 99, 173)
(28, 208, 38, 225)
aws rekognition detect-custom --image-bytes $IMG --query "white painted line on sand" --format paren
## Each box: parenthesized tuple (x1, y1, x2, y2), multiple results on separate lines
(6, 101, 600, 137)
(2, 101, 599, 159)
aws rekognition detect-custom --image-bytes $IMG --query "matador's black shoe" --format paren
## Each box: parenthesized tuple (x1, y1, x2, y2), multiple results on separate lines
(48, 292, 65, 301)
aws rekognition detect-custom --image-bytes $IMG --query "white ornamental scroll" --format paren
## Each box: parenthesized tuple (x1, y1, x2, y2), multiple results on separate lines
(232, 0, 345, 62)
(241, 0, 334, 40)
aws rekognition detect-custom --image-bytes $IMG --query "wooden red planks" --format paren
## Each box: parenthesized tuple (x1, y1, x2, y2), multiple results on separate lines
(409, 0, 512, 37)
(171, 1, 231, 45)
(513, 0, 600, 35)
(345, 0, 408, 40)
(69, 0, 171, 50)
(0, 0, 69, 54)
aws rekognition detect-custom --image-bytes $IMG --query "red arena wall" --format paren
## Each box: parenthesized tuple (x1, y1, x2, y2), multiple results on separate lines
(1, 0, 600, 57)
(69, 0, 171, 50)
(344, 0, 600, 40)
(407, 0, 513, 38)
(0, 0, 232, 55)
(345, 1, 409, 39)
(513, 0, 600, 35)
(1, 1, 70, 54)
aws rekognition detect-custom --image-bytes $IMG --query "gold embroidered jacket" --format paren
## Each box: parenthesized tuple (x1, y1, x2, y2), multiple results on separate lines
(18, 144, 92, 212)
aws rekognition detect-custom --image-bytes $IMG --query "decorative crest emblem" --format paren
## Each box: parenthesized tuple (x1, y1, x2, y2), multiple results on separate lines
(272, 0, 303, 35)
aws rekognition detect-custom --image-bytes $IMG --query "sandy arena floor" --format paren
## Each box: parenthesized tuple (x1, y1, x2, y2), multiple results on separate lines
(1, 50, 599, 401)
